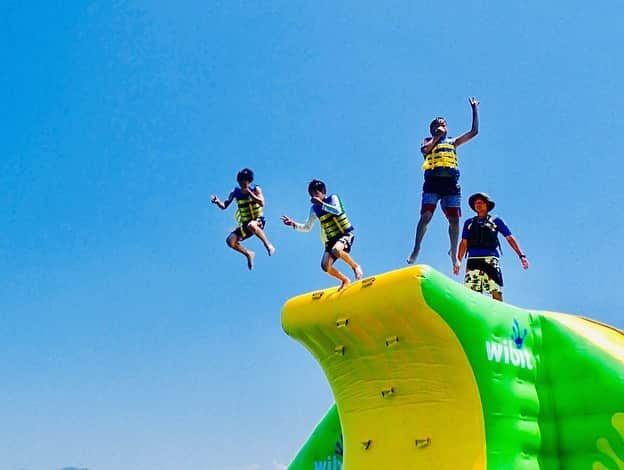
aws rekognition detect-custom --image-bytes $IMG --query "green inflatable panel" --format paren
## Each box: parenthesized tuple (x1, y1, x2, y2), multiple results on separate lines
(283, 265, 624, 469)
(288, 404, 343, 470)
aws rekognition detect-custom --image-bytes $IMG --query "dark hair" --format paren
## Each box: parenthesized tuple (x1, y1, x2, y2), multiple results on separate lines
(236, 168, 254, 183)
(429, 117, 447, 135)
(308, 179, 326, 196)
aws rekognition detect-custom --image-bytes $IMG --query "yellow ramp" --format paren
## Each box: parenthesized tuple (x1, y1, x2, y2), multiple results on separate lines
(282, 265, 486, 469)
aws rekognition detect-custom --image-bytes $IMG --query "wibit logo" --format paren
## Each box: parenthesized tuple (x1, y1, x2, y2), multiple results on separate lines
(313, 434, 343, 470)
(335, 433, 343, 457)
(594, 412, 624, 469)
(313, 456, 342, 470)
(485, 318, 534, 370)
(511, 318, 528, 349)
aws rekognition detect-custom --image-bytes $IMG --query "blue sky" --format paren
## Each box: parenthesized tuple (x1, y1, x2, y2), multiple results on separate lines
(2, 1, 623, 469)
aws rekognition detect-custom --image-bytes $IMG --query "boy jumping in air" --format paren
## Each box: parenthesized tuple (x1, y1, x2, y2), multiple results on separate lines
(211, 168, 275, 270)
(281, 180, 363, 291)
(407, 97, 479, 271)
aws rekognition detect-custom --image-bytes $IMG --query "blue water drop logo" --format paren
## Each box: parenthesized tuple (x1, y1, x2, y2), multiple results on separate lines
(511, 318, 528, 349)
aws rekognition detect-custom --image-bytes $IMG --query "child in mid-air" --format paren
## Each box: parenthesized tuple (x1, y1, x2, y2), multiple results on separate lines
(281, 179, 363, 291)
(211, 168, 275, 270)
(407, 97, 479, 271)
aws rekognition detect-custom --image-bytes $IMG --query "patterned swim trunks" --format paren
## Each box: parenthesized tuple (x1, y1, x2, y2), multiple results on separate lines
(325, 232, 355, 260)
(464, 256, 503, 294)
(234, 217, 266, 240)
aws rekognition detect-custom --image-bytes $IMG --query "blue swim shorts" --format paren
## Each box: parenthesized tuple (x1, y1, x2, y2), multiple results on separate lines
(421, 192, 461, 217)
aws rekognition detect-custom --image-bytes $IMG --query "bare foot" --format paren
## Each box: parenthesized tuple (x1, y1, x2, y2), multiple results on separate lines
(406, 252, 417, 264)
(353, 265, 363, 280)
(246, 251, 256, 270)
(266, 244, 275, 256)
(337, 279, 350, 292)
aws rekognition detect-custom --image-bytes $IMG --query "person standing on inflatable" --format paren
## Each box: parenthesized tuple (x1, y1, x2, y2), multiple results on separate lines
(453, 193, 529, 302)
(211, 168, 275, 270)
(407, 97, 480, 271)
(281, 180, 363, 291)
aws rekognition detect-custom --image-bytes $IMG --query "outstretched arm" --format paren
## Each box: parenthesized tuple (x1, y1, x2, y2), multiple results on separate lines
(281, 208, 317, 232)
(210, 191, 235, 210)
(505, 235, 529, 269)
(454, 97, 479, 147)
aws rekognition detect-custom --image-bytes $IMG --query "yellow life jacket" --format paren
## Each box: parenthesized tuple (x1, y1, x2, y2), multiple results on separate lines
(319, 212, 352, 240)
(314, 197, 353, 241)
(422, 137, 458, 171)
(234, 186, 263, 224)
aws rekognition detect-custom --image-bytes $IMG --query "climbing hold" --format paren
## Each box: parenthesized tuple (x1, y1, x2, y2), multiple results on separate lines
(415, 438, 431, 449)
(361, 277, 376, 288)
(312, 292, 324, 300)
(336, 318, 349, 328)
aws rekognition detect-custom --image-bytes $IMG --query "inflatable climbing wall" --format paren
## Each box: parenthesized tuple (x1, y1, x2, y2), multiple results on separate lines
(282, 265, 624, 469)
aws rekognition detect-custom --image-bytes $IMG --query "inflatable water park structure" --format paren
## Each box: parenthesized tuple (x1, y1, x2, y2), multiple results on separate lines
(281, 265, 624, 469)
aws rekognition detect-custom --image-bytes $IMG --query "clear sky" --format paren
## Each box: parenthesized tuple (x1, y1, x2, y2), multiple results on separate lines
(2, 1, 623, 469)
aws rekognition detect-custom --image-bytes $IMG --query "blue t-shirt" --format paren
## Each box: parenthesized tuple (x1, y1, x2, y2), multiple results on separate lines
(461, 215, 511, 257)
